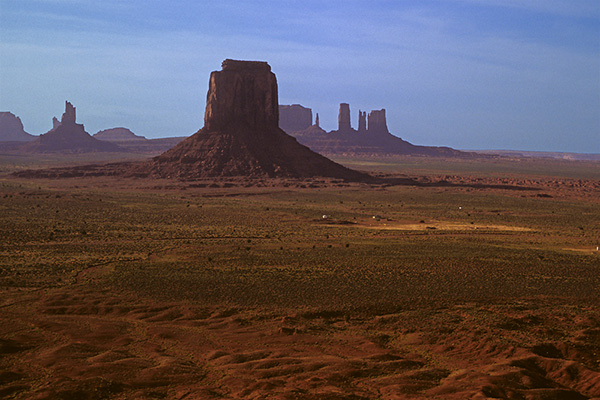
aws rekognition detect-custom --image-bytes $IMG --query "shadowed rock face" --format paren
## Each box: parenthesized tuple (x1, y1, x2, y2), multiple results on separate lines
(279, 104, 312, 133)
(0, 112, 35, 142)
(150, 59, 367, 180)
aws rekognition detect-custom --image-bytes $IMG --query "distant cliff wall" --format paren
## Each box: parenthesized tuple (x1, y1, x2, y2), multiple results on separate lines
(279, 104, 312, 133)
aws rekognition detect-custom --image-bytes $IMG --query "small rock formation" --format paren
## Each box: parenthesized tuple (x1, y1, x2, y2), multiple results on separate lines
(367, 109, 388, 134)
(279, 104, 312, 134)
(94, 127, 146, 142)
(23, 101, 120, 153)
(52, 117, 61, 130)
(0, 112, 35, 142)
(358, 111, 367, 133)
(315, 113, 320, 128)
(338, 103, 351, 131)
(147, 59, 367, 180)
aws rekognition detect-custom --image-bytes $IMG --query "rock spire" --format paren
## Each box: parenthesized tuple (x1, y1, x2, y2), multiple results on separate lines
(61, 101, 76, 125)
(358, 111, 367, 133)
(338, 103, 351, 131)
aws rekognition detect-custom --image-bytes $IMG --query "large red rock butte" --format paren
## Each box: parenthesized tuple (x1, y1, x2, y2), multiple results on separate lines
(147, 59, 367, 180)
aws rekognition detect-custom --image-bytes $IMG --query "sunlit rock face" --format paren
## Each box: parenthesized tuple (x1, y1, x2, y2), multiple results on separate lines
(204, 59, 279, 133)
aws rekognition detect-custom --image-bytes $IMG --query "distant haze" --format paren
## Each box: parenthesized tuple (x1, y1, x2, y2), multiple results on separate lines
(1, 1, 598, 154)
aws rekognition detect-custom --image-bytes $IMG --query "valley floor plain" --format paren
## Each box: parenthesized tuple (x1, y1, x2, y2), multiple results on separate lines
(0, 154, 599, 399)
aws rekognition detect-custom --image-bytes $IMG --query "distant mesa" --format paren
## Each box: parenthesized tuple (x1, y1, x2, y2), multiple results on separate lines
(141, 59, 367, 180)
(279, 103, 463, 156)
(23, 101, 121, 153)
(279, 104, 312, 133)
(94, 127, 146, 142)
(94, 127, 188, 154)
(0, 112, 36, 142)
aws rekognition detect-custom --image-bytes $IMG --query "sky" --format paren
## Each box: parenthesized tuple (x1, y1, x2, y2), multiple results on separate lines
(1, 0, 599, 153)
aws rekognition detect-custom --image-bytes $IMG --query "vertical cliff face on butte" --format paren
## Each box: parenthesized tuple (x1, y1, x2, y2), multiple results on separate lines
(151, 59, 366, 180)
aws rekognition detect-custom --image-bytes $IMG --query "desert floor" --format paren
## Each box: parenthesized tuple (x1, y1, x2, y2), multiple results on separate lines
(1, 155, 599, 399)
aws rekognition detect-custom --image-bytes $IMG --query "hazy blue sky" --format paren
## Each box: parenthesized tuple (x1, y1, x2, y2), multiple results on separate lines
(1, 0, 599, 153)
